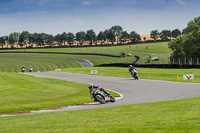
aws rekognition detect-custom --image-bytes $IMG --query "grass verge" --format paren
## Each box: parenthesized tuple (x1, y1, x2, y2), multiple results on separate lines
(56, 67, 200, 83)
(0, 56, 81, 72)
(0, 72, 92, 115)
(0, 72, 120, 115)
(1, 97, 200, 132)
(0, 42, 171, 64)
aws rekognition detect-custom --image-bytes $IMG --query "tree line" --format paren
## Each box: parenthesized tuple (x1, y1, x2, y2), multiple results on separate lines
(150, 29, 181, 41)
(0, 25, 181, 49)
(168, 16, 200, 64)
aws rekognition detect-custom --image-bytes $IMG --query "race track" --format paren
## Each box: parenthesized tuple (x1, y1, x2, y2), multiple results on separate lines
(1, 56, 94, 67)
(23, 72, 200, 112)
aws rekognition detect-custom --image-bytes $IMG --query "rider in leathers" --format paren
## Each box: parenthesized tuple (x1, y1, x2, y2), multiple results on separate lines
(88, 83, 111, 99)
(129, 65, 136, 75)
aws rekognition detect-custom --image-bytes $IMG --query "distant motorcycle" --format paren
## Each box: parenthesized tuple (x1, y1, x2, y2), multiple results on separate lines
(29, 68, 33, 72)
(131, 69, 138, 80)
(90, 88, 115, 104)
(22, 67, 25, 72)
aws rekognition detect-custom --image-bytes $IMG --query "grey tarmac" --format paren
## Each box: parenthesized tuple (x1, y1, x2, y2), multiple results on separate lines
(23, 72, 200, 112)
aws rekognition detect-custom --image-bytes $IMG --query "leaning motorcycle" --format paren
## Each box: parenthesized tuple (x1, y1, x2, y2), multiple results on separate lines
(90, 88, 115, 104)
(131, 69, 138, 80)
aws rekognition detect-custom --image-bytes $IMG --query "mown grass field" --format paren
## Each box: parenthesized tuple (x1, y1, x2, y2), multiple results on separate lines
(0, 42, 171, 64)
(1, 67, 199, 115)
(1, 42, 200, 132)
(0, 55, 81, 72)
(1, 96, 200, 133)
(0, 53, 131, 69)
(0, 72, 91, 115)
(0, 72, 120, 115)
(57, 67, 200, 83)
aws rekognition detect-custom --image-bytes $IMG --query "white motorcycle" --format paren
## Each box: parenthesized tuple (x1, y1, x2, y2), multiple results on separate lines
(131, 69, 138, 80)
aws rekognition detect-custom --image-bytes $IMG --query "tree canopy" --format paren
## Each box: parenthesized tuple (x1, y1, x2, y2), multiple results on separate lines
(168, 16, 200, 61)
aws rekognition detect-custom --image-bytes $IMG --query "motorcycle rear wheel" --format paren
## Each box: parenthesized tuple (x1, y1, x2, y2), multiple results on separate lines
(95, 95, 106, 104)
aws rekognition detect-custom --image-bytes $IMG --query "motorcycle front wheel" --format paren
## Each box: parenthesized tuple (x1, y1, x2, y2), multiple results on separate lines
(110, 95, 115, 102)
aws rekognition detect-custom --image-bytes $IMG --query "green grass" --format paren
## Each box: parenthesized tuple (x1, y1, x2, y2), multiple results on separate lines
(0, 56, 81, 72)
(56, 67, 200, 83)
(0, 72, 120, 115)
(0, 68, 200, 132)
(0, 53, 141, 67)
(0, 72, 92, 115)
(0, 42, 171, 64)
(1, 97, 200, 133)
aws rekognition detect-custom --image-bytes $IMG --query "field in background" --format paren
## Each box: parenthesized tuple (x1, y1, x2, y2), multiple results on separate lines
(0, 42, 171, 72)
(0, 56, 81, 72)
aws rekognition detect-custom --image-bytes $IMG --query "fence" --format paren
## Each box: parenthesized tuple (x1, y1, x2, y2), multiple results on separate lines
(169, 58, 200, 65)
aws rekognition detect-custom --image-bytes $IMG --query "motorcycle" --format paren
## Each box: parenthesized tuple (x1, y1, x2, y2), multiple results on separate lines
(131, 69, 138, 80)
(90, 88, 115, 104)
(22, 67, 25, 72)
(29, 68, 33, 72)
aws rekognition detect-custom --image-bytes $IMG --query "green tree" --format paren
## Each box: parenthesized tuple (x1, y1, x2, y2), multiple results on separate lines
(168, 16, 200, 63)
(37, 33, 48, 47)
(150, 30, 160, 41)
(19, 31, 29, 48)
(55, 34, 63, 47)
(172, 29, 181, 38)
(107, 29, 115, 45)
(76, 31, 86, 46)
(129, 31, 141, 43)
(143, 37, 146, 42)
(110, 25, 123, 44)
(61, 32, 68, 46)
(67, 32, 75, 46)
(160, 30, 171, 40)
(97, 31, 106, 45)
(103, 29, 110, 45)
(183, 17, 200, 34)
(0, 36, 8, 48)
(8, 32, 20, 48)
(46, 34, 55, 47)
(120, 31, 129, 44)
(28, 33, 36, 46)
(86, 29, 96, 46)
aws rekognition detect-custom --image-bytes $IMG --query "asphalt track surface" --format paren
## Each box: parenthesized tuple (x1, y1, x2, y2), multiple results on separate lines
(23, 72, 200, 112)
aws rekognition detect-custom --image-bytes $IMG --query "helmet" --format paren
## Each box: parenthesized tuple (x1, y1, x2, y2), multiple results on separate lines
(88, 83, 93, 89)
(129, 65, 135, 69)
(130, 65, 134, 68)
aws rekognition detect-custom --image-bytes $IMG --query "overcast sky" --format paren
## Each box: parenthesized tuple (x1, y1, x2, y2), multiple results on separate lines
(0, 0, 200, 36)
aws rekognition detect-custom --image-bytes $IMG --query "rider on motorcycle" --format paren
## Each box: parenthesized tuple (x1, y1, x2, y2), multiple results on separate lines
(29, 66, 33, 72)
(88, 83, 111, 98)
(128, 65, 136, 75)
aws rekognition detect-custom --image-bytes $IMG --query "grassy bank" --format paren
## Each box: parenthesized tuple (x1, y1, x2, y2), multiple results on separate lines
(0, 56, 81, 72)
(1, 97, 200, 132)
(0, 42, 171, 64)
(0, 73, 92, 115)
(57, 67, 200, 83)
(0, 72, 120, 115)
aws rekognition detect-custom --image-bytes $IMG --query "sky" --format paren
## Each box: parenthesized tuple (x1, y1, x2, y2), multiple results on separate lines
(0, 0, 200, 36)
